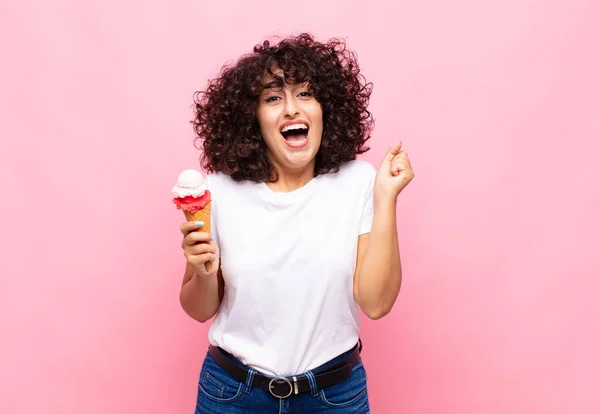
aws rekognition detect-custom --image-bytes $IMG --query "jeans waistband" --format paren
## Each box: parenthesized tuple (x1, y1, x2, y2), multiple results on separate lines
(216, 338, 362, 377)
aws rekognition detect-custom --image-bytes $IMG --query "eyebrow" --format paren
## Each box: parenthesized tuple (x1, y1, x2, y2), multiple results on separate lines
(262, 80, 284, 90)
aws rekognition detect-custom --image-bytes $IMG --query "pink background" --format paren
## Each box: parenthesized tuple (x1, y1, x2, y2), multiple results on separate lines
(1, 0, 599, 413)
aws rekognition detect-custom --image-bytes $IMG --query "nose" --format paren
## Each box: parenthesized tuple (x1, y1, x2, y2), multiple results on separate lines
(283, 96, 300, 118)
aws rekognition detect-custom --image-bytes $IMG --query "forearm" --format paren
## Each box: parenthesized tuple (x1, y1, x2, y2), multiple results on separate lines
(357, 197, 402, 319)
(179, 263, 222, 323)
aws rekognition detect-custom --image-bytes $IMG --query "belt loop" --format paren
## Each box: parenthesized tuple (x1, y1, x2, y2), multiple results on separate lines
(305, 371, 319, 397)
(244, 368, 256, 393)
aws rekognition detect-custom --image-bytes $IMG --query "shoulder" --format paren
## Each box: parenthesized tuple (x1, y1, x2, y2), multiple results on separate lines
(335, 160, 376, 182)
(206, 171, 240, 188)
(206, 171, 228, 186)
(321, 160, 375, 199)
(206, 172, 231, 195)
(206, 171, 259, 196)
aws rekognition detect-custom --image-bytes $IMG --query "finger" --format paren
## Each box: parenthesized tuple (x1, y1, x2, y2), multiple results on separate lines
(392, 159, 412, 173)
(185, 242, 216, 256)
(383, 142, 403, 163)
(391, 153, 408, 165)
(391, 149, 409, 160)
(187, 252, 217, 267)
(392, 162, 414, 180)
(182, 231, 212, 247)
(391, 154, 407, 169)
(211, 240, 220, 256)
(391, 161, 404, 176)
(180, 220, 206, 236)
(392, 151, 412, 170)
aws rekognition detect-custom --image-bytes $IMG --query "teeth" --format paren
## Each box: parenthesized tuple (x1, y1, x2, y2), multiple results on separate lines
(281, 124, 308, 133)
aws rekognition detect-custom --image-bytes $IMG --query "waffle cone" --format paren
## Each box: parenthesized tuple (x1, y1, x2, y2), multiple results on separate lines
(183, 202, 212, 234)
(183, 201, 212, 272)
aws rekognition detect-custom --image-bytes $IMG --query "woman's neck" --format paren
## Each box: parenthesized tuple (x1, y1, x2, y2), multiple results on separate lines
(266, 163, 315, 193)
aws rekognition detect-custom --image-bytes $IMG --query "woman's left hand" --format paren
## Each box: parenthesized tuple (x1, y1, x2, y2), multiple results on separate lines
(374, 142, 415, 202)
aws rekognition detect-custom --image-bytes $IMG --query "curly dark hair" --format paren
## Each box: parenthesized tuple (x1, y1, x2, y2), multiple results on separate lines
(192, 33, 373, 183)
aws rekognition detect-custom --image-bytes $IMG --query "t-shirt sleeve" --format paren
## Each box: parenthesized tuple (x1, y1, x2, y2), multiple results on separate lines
(359, 164, 376, 235)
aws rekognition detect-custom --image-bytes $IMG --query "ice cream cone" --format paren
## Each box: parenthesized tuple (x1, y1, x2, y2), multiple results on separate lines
(183, 201, 212, 235)
(183, 203, 212, 272)
(172, 169, 214, 273)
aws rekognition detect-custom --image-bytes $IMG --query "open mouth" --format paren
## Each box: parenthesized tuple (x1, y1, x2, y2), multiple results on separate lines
(280, 123, 309, 148)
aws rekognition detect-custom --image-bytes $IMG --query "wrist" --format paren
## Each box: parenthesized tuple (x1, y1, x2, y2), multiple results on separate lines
(193, 270, 212, 281)
(373, 191, 398, 210)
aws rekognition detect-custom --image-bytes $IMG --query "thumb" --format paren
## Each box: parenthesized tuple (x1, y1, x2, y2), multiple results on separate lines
(382, 142, 402, 164)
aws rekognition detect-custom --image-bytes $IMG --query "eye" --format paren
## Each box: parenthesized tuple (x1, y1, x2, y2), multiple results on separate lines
(298, 91, 313, 97)
(265, 96, 280, 102)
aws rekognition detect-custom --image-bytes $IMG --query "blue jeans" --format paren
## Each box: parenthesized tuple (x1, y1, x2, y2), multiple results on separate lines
(194, 345, 370, 413)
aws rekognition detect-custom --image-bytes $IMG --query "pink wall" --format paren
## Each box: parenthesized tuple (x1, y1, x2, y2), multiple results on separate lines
(1, 1, 598, 413)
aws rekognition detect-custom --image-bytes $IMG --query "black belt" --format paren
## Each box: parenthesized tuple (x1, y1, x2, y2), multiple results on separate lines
(208, 342, 362, 399)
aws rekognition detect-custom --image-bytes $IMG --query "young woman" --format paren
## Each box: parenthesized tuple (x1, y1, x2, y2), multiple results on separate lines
(179, 33, 414, 413)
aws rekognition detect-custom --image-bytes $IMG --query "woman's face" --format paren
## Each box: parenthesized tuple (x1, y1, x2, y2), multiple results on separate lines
(256, 70, 323, 176)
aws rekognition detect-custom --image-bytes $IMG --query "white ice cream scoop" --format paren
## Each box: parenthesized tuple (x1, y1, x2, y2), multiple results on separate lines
(172, 169, 206, 197)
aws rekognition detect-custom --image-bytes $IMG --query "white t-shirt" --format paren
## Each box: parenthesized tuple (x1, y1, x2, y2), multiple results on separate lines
(206, 160, 376, 376)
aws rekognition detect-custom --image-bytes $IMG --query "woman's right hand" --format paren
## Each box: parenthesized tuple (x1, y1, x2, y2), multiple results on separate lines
(180, 221, 220, 278)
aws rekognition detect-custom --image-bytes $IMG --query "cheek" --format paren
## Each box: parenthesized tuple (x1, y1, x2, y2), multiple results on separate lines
(308, 105, 323, 128)
(312, 112, 324, 136)
(257, 110, 278, 132)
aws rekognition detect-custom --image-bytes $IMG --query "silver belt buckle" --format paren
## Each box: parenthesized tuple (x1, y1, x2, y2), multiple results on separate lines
(268, 377, 293, 399)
